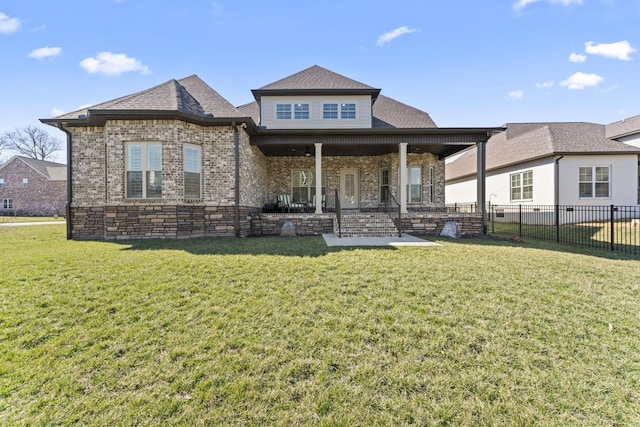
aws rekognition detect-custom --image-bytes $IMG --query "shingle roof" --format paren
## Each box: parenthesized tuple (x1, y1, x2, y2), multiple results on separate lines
(0, 156, 67, 181)
(52, 75, 242, 121)
(445, 122, 640, 181)
(257, 65, 376, 90)
(372, 95, 436, 128)
(606, 114, 640, 139)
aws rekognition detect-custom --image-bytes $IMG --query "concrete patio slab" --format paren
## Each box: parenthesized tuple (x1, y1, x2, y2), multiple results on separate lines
(322, 233, 441, 247)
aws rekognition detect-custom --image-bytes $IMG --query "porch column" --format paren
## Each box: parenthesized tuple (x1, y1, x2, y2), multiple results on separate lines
(315, 142, 323, 214)
(476, 139, 487, 234)
(399, 142, 408, 214)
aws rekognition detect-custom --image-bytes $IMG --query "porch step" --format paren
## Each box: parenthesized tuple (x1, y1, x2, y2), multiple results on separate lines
(334, 212, 400, 237)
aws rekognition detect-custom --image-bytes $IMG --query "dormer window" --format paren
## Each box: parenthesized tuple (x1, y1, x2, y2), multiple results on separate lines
(276, 104, 291, 120)
(323, 104, 338, 119)
(294, 104, 309, 119)
(341, 103, 356, 119)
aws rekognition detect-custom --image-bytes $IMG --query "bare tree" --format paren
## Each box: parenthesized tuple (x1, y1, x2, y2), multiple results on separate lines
(0, 126, 62, 161)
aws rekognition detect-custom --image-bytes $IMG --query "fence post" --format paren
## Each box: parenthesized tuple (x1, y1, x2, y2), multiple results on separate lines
(519, 204, 522, 236)
(555, 204, 560, 243)
(490, 204, 494, 234)
(610, 204, 615, 252)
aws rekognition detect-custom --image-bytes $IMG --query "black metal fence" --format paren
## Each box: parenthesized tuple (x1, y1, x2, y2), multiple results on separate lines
(488, 204, 640, 256)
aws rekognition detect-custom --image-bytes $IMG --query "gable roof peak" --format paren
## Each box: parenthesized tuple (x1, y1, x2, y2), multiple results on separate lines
(252, 65, 381, 100)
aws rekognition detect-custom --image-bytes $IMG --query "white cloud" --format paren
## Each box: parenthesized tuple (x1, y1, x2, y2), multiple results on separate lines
(28, 46, 62, 60)
(509, 90, 524, 99)
(514, 0, 582, 10)
(585, 40, 636, 61)
(0, 12, 21, 34)
(79, 52, 150, 76)
(535, 81, 554, 88)
(569, 53, 587, 63)
(560, 72, 603, 90)
(376, 26, 416, 47)
(51, 108, 65, 117)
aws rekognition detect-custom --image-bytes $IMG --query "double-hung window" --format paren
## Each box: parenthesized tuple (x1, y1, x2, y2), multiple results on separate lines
(291, 170, 325, 204)
(340, 103, 356, 119)
(406, 167, 422, 203)
(579, 166, 610, 198)
(323, 104, 338, 119)
(510, 171, 533, 201)
(380, 168, 390, 204)
(22, 178, 28, 188)
(184, 145, 201, 199)
(276, 104, 291, 120)
(294, 104, 309, 119)
(0, 178, 4, 188)
(2, 198, 13, 209)
(126, 143, 162, 199)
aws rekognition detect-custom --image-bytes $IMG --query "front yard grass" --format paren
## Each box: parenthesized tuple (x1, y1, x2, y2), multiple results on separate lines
(1, 225, 639, 425)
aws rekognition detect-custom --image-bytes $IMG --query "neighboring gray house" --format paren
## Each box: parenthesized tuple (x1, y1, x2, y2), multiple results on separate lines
(445, 121, 640, 210)
(41, 65, 496, 240)
(0, 155, 67, 216)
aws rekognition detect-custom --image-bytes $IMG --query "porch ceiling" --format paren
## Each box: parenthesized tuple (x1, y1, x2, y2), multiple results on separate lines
(251, 127, 501, 159)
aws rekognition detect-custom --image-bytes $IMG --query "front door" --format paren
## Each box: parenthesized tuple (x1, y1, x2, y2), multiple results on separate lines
(340, 169, 359, 209)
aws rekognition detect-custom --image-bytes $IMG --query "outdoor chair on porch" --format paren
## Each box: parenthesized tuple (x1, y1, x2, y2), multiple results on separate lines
(277, 194, 305, 213)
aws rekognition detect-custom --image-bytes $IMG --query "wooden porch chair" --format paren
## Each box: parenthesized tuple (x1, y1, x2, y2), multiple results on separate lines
(311, 194, 326, 210)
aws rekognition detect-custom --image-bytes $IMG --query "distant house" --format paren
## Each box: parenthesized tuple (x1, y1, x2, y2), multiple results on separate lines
(0, 156, 67, 216)
(445, 121, 640, 209)
(41, 65, 496, 240)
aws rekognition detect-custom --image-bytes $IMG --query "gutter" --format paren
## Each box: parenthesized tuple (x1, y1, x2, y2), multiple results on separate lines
(56, 122, 73, 240)
(554, 154, 564, 205)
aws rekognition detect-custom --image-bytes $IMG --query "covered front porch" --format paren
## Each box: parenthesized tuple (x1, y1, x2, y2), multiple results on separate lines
(251, 127, 497, 234)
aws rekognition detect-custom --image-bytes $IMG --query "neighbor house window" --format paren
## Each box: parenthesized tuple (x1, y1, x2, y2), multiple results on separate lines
(341, 103, 356, 119)
(579, 166, 610, 198)
(22, 178, 28, 188)
(126, 143, 162, 199)
(510, 170, 533, 201)
(184, 145, 201, 199)
(291, 170, 325, 204)
(380, 168, 390, 204)
(276, 104, 291, 120)
(323, 104, 338, 119)
(406, 167, 422, 203)
(2, 198, 12, 209)
(0, 178, 4, 188)
(294, 104, 309, 119)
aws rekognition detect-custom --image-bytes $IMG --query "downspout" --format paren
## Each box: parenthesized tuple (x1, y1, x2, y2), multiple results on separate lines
(554, 155, 564, 205)
(232, 122, 240, 237)
(57, 122, 73, 240)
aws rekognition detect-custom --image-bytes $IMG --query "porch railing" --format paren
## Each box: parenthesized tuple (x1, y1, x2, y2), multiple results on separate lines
(383, 188, 403, 238)
(335, 189, 342, 238)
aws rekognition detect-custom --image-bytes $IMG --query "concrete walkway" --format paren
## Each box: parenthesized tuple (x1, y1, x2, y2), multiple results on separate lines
(322, 233, 440, 247)
(0, 221, 65, 227)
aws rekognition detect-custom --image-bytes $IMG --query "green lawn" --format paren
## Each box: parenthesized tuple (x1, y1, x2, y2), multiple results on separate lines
(0, 216, 65, 223)
(1, 225, 639, 426)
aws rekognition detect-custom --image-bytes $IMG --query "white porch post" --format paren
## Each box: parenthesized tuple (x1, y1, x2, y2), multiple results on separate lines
(399, 142, 408, 214)
(315, 142, 323, 214)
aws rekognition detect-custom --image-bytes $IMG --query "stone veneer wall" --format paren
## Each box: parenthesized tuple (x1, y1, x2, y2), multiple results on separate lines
(66, 120, 264, 239)
(266, 152, 445, 209)
(253, 212, 483, 237)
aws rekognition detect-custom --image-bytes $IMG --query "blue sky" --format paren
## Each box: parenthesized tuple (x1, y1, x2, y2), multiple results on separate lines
(0, 0, 638, 162)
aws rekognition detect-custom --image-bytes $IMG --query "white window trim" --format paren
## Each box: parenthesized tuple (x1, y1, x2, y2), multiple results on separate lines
(510, 170, 533, 202)
(579, 165, 611, 199)
(184, 144, 202, 199)
(379, 168, 390, 204)
(406, 166, 422, 204)
(2, 198, 13, 209)
(125, 142, 162, 199)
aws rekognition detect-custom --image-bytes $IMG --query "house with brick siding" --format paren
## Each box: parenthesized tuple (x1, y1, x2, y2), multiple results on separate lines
(0, 155, 67, 216)
(41, 65, 496, 239)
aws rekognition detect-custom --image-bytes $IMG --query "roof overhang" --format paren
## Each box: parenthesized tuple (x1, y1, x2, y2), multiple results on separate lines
(41, 110, 259, 132)
(252, 127, 502, 159)
(251, 88, 382, 103)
